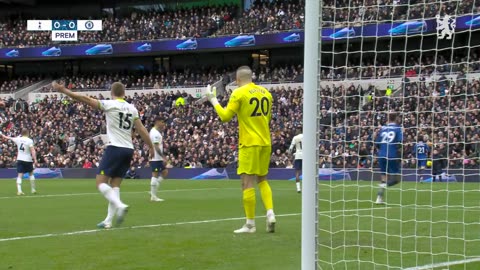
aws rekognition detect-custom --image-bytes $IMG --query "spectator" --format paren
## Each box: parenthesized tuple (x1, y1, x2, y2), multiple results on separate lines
(82, 159, 93, 169)
(125, 166, 139, 179)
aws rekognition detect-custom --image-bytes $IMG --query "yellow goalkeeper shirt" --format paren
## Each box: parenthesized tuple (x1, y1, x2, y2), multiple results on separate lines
(213, 82, 272, 148)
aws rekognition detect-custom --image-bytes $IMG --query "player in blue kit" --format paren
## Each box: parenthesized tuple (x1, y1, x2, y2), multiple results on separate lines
(375, 113, 403, 204)
(413, 136, 430, 181)
(52, 81, 154, 228)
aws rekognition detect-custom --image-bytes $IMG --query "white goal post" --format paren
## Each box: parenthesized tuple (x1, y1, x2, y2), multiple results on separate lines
(302, 0, 320, 269)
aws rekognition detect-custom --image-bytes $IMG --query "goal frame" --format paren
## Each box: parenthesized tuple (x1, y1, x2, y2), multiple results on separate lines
(301, 0, 320, 269)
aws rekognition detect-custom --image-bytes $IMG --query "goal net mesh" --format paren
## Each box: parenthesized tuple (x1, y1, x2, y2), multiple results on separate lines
(316, 0, 480, 269)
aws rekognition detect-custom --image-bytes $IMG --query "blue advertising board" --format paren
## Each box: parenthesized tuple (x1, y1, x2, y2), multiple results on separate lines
(324, 13, 480, 40)
(0, 168, 478, 182)
(1, 13, 479, 61)
(0, 32, 303, 61)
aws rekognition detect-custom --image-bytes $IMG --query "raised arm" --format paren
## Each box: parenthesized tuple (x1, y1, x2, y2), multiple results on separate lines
(0, 133, 13, 141)
(205, 85, 237, 123)
(51, 81, 100, 110)
(212, 104, 236, 123)
(133, 119, 154, 159)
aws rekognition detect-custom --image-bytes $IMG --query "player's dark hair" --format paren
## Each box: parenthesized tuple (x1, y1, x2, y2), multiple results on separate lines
(297, 126, 303, 134)
(111, 82, 125, 97)
(154, 116, 164, 123)
(388, 113, 398, 123)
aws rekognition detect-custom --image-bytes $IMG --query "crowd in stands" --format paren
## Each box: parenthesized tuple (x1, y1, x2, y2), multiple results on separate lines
(319, 71, 480, 169)
(0, 68, 478, 170)
(0, 87, 301, 169)
(2, 0, 479, 48)
(0, 6, 236, 47)
(216, 0, 304, 36)
(0, 76, 40, 93)
(78, 6, 233, 42)
(3, 46, 479, 93)
(1, 0, 300, 47)
(33, 64, 303, 92)
(39, 69, 227, 92)
(0, 64, 304, 94)
(323, 0, 475, 26)
(320, 48, 480, 81)
(253, 65, 304, 83)
(8, 43, 475, 93)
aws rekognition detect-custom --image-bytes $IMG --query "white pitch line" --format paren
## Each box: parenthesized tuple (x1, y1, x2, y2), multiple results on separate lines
(405, 205, 480, 211)
(0, 207, 388, 242)
(403, 257, 480, 270)
(0, 188, 227, 200)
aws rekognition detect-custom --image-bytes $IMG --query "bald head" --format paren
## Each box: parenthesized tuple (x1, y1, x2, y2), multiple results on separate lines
(111, 82, 125, 98)
(236, 66, 253, 86)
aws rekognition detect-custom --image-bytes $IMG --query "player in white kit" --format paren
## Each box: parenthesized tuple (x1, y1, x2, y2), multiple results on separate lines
(1, 128, 38, 195)
(52, 81, 154, 228)
(288, 130, 303, 193)
(149, 116, 169, 202)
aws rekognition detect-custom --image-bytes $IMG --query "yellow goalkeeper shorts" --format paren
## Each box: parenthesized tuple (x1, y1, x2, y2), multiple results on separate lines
(237, 146, 271, 176)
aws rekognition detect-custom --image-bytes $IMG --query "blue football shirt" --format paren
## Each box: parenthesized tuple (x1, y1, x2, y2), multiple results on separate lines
(376, 123, 403, 158)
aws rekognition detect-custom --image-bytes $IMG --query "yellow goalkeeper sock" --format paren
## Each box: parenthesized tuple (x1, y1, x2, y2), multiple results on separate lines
(243, 188, 256, 220)
(258, 180, 274, 211)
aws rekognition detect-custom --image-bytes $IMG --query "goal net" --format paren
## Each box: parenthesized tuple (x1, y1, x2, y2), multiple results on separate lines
(303, 0, 480, 269)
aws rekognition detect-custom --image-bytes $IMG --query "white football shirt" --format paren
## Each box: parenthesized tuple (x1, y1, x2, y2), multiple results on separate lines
(12, 136, 34, 162)
(149, 127, 163, 161)
(100, 99, 139, 149)
(289, 134, 303, 160)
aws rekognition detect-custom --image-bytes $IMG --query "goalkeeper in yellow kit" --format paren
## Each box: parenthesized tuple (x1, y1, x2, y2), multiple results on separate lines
(205, 66, 276, 233)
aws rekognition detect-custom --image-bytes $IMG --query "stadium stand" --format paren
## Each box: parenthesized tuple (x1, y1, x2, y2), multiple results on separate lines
(0, 6, 237, 47)
(0, 0, 478, 170)
(38, 69, 227, 92)
(28, 64, 302, 92)
(1, 0, 477, 48)
(0, 76, 42, 93)
(319, 73, 480, 170)
(322, 0, 475, 25)
(0, 66, 478, 169)
(216, 0, 305, 35)
(0, 85, 299, 169)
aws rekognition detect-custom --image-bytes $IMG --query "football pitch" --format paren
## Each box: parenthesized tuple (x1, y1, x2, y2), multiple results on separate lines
(0, 179, 479, 270)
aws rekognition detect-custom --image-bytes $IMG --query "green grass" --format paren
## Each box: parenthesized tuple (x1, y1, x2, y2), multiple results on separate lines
(0, 179, 479, 270)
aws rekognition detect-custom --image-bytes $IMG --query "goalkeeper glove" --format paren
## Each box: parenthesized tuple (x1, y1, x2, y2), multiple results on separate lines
(205, 84, 219, 106)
